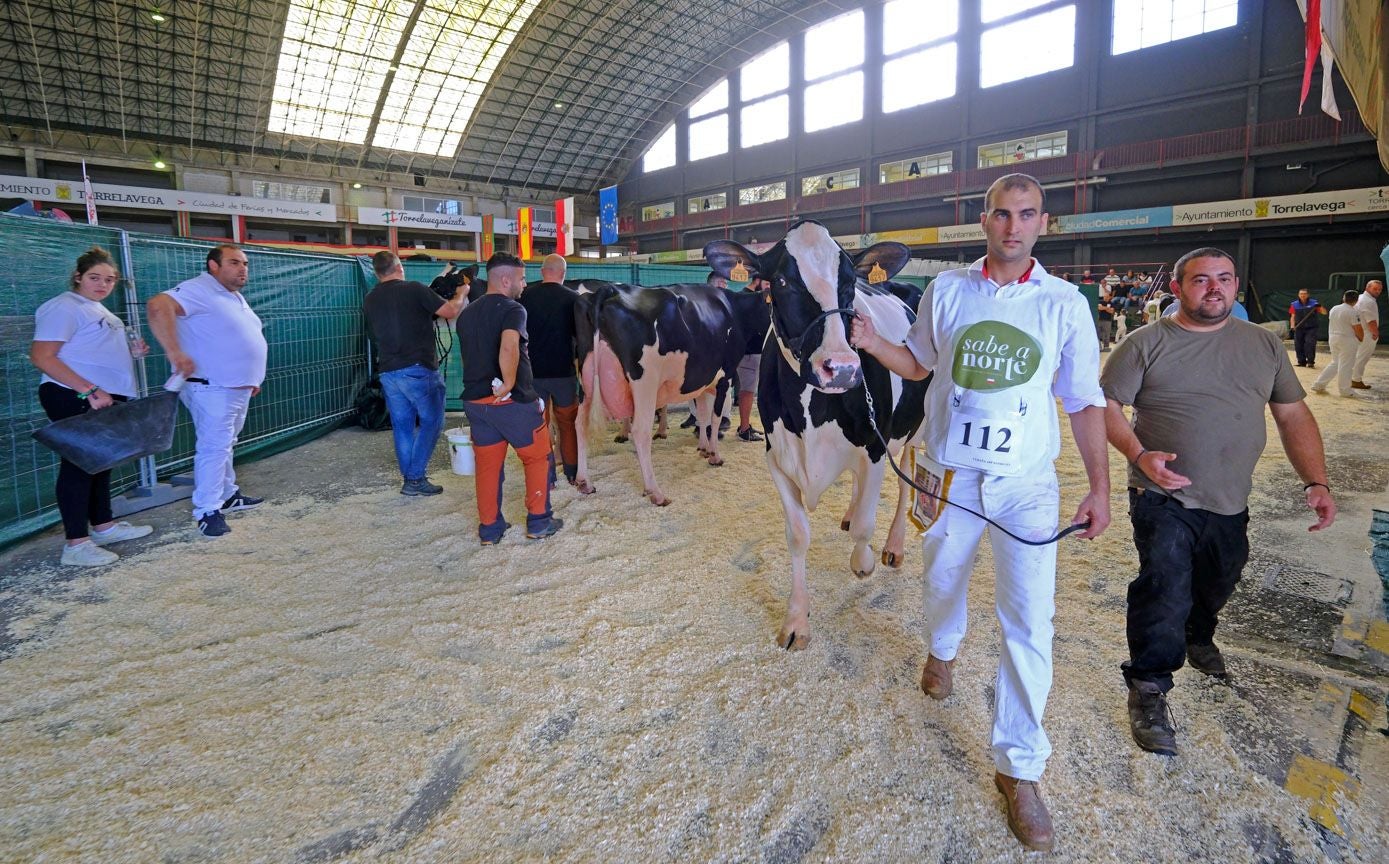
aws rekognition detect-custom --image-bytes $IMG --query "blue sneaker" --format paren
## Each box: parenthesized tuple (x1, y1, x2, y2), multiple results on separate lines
(526, 517, 564, 540)
(479, 520, 511, 546)
(198, 510, 231, 537)
(222, 489, 264, 512)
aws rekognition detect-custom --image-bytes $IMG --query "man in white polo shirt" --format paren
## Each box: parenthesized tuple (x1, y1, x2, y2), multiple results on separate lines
(147, 245, 269, 537)
(1351, 279, 1382, 388)
(1309, 289, 1364, 397)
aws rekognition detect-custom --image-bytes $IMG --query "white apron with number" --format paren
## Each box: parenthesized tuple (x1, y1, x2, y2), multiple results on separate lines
(912, 265, 1094, 479)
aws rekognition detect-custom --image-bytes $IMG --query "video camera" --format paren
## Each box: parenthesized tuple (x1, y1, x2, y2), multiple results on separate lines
(429, 263, 478, 300)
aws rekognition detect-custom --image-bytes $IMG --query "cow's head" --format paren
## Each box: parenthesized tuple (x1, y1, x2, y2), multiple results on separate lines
(705, 223, 910, 393)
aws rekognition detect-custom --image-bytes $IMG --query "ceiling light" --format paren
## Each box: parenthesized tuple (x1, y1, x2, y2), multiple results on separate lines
(553, 101, 564, 109)
(153, 154, 166, 169)
(352, 182, 362, 189)
(149, 9, 166, 23)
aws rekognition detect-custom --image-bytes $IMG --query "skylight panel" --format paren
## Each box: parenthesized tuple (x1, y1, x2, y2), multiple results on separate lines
(269, 0, 408, 144)
(269, 0, 542, 157)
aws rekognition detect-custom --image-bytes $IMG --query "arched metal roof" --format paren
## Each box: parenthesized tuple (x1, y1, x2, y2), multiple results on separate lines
(1, 0, 848, 195)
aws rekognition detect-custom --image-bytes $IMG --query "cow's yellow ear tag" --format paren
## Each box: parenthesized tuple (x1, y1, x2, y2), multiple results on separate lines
(730, 261, 749, 282)
(868, 262, 887, 284)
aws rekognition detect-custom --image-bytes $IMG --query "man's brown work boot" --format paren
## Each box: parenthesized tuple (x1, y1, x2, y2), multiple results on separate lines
(920, 654, 954, 700)
(994, 772, 1055, 852)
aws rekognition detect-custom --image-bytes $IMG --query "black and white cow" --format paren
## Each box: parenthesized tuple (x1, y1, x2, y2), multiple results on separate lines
(572, 282, 766, 505)
(706, 222, 929, 649)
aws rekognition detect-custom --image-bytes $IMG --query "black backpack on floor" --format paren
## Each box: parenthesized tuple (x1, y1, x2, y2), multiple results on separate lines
(354, 377, 391, 430)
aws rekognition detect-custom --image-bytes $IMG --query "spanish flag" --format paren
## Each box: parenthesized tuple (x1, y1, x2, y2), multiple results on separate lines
(517, 207, 533, 260)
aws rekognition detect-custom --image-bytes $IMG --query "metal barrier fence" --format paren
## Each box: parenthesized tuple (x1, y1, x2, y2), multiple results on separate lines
(2, 220, 780, 547)
(1, 215, 370, 549)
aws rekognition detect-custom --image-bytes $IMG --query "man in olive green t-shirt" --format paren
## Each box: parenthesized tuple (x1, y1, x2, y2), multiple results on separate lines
(1100, 247, 1337, 757)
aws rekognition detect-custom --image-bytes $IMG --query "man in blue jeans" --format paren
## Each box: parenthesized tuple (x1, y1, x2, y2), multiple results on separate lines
(363, 251, 467, 495)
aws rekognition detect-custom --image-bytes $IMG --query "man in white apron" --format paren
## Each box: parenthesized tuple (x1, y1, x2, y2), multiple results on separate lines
(851, 173, 1110, 852)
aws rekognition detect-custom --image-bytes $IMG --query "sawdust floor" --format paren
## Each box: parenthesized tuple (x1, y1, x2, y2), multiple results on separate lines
(1, 361, 1387, 863)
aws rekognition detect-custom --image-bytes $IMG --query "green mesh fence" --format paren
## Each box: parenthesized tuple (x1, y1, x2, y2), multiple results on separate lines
(1, 215, 369, 549)
(6, 228, 926, 546)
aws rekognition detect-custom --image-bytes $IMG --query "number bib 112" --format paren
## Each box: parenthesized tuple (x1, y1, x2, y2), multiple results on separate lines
(942, 405, 1023, 475)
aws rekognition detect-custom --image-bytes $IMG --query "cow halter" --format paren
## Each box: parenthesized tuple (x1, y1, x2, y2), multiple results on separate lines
(772, 306, 858, 365)
(857, 383, 1091, 546)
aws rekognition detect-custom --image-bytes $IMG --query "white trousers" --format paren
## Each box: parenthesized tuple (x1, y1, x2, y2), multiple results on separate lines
(1312, 337, 1359, 396)
(921, 468, 1060, 781)
(1351, 332, 1376, 382)
(181, 384, 252, 519)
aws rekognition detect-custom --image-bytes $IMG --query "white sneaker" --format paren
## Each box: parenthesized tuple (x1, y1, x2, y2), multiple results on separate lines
(90, 521, 154, 546)
(60, 541, 118, 567)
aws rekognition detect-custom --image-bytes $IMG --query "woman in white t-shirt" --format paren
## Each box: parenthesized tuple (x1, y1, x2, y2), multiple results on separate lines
(30, 246, 154, 566)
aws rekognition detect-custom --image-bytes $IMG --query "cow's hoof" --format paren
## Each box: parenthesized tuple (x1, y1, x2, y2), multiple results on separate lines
(646, 491, 670, 506)
(707, 456, 724, 467)
(575, 480, 596, 495)
(654, 432, 668, 440)
(614, 434, 629, 444)
(882, 550, 903, 568)
(840, 519, 851, 532)
(777, 628, 810, 651)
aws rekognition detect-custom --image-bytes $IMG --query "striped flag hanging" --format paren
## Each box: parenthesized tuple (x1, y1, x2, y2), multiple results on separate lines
(1298, 0, 1321, 115)
(81, 159, 98, 226)
(518, 207, 533, 260)
(555, 196, 576, 256)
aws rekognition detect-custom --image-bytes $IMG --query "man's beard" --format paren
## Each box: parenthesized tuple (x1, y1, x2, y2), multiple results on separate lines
(1184, 295, 1230, 323)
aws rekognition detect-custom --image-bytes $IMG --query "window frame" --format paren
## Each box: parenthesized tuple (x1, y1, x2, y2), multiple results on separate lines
(640, 201, 676, 222)
(642, 124, 677, 173)
(1110, 0, 1239, 56)
(878, 151, 954, 184)
(976, 131, 1068, 168)
(687, 192, 729, 214)
(801, 168, 861, 197)
(737, 181, 788, 207)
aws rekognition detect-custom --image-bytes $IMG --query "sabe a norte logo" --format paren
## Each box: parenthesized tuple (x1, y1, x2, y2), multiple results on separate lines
(951, 321, 1042, 391)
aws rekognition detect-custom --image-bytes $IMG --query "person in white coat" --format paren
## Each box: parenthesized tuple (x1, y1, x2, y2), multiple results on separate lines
(851, 173, 1110, 853)
(1310, 290, 1364, 397)
(1351, 280, 1382, 388)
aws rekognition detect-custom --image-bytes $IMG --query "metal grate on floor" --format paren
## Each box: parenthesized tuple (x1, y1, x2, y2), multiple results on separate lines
(1258, 562, 1353, 606)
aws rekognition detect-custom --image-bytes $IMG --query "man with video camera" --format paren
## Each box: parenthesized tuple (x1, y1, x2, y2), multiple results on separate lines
(363, 251, 467, 495)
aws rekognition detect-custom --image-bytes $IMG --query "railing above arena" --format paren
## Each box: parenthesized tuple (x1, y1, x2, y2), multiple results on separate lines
(637, 109, 1371, 237)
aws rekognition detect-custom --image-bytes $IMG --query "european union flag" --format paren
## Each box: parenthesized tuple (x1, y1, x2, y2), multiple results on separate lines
(599, 185, 619, 245)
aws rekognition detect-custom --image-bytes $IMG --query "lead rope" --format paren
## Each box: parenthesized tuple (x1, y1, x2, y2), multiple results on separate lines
(859, 381, 1090, 546)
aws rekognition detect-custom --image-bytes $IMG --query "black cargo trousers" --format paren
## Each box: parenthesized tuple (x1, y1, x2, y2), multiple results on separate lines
(1121, 487, 1250, 692)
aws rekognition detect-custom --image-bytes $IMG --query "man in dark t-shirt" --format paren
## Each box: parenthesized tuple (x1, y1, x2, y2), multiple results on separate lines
(363, 251, 466, 495)
(1103, 247, 1335, 758)
(519, 254, 580, 485)
(456, 252, 559, 544)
